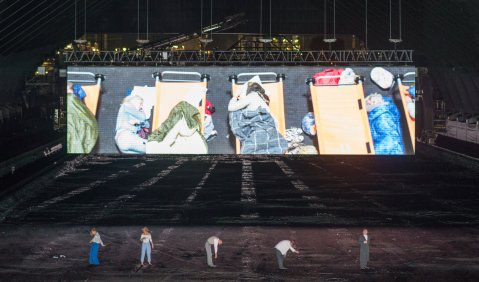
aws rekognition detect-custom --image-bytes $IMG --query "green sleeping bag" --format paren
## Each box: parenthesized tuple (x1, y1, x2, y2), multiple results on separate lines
(67, 92, 99, 154)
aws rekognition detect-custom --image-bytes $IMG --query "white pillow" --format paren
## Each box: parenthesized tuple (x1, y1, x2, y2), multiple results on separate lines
(370, 67, 394, 90)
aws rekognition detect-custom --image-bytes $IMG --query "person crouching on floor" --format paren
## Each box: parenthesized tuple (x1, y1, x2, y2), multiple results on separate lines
(274, 239, 299, 270)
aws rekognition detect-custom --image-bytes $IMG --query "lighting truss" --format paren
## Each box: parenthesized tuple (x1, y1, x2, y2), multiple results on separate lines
(62, 50, 414, 65)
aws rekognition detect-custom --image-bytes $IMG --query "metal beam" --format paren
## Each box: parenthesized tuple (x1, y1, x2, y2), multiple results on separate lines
(63, 50, 413, 65)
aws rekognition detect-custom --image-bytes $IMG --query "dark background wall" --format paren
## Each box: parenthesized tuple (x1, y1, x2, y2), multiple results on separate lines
(1, 1, 478, 60)
(1, 0, 479, 113)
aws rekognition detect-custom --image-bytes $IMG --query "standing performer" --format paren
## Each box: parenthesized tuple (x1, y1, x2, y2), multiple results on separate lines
(140, 227, 154, 266)
(89, 228, 106, 266)
(205, 236, 223, 268)
(358, 228, 371, 270)
(274, 240, 299, 270)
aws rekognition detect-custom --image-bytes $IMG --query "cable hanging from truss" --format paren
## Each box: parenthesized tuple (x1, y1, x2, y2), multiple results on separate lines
(74, 0, 87, 43)
(147, 0, 149, 41)
(74, 0, 77, 40)
(137, 0, 139, 40)
(137, 0, 150, 44)
(210, 0, 213, 40)
(323, 0, 337, 44)
(200, 0, 213, 43)
(389, 0, 402, 46)
(84, 0, 87, 41)
(365, 0, 368, 49)
(259, 0, 272, 43)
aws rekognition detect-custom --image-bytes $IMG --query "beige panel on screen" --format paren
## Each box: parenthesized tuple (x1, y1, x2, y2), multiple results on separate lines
(398, 84, 416, 151)
(310, 84, 374, 155)
(82, 84, 101, 116)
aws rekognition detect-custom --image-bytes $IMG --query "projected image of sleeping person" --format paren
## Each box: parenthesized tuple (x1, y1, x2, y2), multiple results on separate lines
(369, 66, 415, 152)
(365, 93, 404, 155)
(67, 66, 415, 155)
(146, 85, 208, 154)
(67, 82, 99, 154)
(114, 94, 149, 154)
(228, 76, 288, 154)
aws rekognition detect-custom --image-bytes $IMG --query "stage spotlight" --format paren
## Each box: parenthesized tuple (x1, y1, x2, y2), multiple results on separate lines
(323, 38, 337, 43)
(199, 36, 213, 43)
(259, 37, 272, 43)
(136, 39, 150, 44)
(389, 38, 403, 43)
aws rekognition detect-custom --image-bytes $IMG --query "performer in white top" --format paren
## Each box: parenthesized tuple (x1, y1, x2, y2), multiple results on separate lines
(274, 240, 299, 269)
(205, 236, 223, 267)
(89, 228, 106, 266)
(140, 227, 154, 266)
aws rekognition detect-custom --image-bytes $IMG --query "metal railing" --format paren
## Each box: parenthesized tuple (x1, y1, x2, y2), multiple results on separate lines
(63, 50, 413, 65)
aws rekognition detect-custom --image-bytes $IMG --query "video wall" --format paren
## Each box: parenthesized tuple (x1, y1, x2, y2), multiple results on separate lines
(67, 66, 416, 155)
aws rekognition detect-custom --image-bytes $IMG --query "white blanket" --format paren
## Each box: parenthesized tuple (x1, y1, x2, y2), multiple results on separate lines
(146, 118, 207, 154)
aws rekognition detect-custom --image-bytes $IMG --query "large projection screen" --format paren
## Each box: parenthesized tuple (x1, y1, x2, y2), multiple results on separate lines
(67, 66, 416, 155)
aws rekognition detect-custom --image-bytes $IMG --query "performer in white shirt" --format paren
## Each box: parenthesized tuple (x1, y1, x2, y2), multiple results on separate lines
(358, 228, 371, 270)
(89, 228, 106, 266)
(205, 236, 223, 267)
(140, 227, 154, 266)
(274, 240, 299, 269)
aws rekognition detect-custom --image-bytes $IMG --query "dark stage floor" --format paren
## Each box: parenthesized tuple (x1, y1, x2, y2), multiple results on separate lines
(0, 143, 478, 281)
(1, 226, 479, 281)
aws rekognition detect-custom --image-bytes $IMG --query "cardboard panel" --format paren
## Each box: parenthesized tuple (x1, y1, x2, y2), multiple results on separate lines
(310, 85, 374, 155)
(82, 84, 101, 116)
(399, 84, 416, 151)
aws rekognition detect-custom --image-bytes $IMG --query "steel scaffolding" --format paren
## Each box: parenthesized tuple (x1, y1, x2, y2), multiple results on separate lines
(63, 50, 413, 65)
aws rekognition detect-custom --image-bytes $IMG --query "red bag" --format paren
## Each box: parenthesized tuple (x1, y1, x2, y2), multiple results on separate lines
(205, 99, 215, 115)
(313, 68, 344, 85)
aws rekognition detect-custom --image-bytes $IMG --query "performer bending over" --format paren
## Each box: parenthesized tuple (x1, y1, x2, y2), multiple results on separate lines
(205, 236, 223, 268)
(274, 239, 299, 270)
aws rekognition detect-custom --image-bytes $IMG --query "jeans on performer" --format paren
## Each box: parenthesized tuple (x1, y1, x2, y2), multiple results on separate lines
(141, 242, 152, 264)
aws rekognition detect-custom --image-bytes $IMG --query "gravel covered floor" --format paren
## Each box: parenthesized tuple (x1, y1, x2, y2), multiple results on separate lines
(1, 226, 479, 281)
(0, 143, 478, 281)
